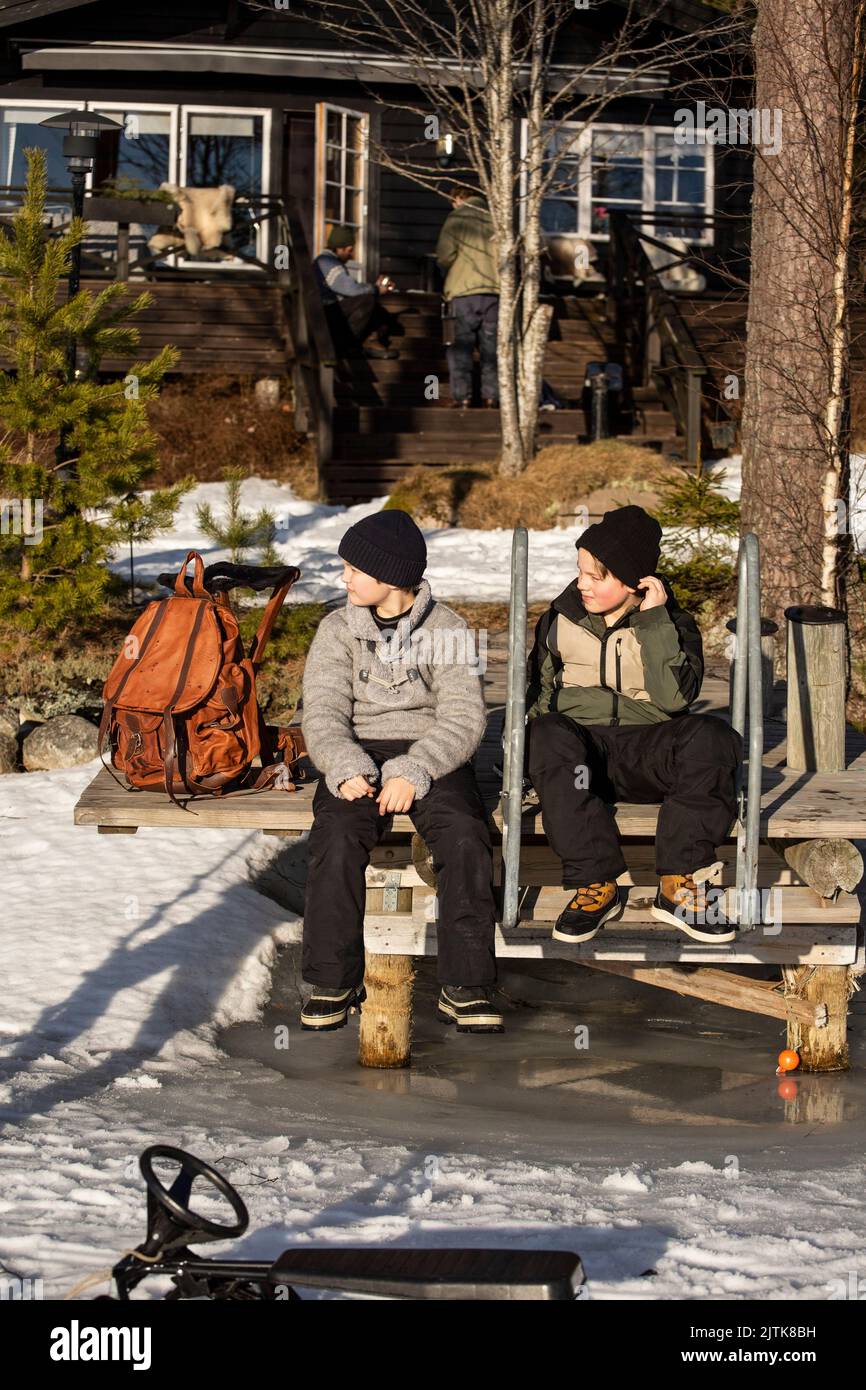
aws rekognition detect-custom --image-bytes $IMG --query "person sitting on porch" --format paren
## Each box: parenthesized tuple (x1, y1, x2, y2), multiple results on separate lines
(524, 505, 744, 946)
(299, 509, 502, 1036)
(314, 224, 400, 360)
(435, 186, 500, 408)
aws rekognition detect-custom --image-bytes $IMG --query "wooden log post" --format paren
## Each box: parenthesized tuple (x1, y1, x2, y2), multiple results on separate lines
(783, 964, 852, 1071)
(358, 950, 415, 1069)
(784, 605, 847, 771)
(726, 615, 778, 720)
(767, 838, 864, 899)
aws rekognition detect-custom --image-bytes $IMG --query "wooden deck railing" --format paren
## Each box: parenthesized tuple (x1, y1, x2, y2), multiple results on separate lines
(281, 197, 336, 500)
(608, 210, 737, 462)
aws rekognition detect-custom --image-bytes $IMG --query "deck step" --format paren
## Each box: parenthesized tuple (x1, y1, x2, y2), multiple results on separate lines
(404, 884, 861, 926)
(363, 916, 859, 965)
(74, 765, 866, 839)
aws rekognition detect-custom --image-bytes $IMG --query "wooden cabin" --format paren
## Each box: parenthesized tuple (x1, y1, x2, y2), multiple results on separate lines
(0, 0, 797, 499)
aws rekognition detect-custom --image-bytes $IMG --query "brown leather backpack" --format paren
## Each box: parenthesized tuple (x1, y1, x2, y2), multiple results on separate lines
(98, 551, 307, 806)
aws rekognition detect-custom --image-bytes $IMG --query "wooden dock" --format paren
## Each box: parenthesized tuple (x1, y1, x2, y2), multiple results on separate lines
(74, 622, 865, 1069)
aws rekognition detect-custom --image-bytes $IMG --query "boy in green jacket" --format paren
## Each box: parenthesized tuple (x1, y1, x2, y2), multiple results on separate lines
(525, 505, 743, 944)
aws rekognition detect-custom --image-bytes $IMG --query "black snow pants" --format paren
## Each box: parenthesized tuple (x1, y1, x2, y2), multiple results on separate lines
(302, 738, 497, 989)
(525, 712, 743, 886)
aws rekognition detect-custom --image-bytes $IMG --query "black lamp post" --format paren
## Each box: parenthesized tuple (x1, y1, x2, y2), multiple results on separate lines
(38, 109, 123, 379)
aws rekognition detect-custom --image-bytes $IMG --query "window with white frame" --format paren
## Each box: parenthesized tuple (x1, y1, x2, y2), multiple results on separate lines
(0, 100, 85, 222)
(92, 107, 174, 192)
(536, 123, 712, 245)
(0, 100, 271, 265)
(316, 103, 369, 274)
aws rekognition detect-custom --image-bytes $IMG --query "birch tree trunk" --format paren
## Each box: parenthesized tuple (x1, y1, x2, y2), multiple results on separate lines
(515, 0, 551, 464)
(487, 0, 526, 476)
(739, 0, 861, 622)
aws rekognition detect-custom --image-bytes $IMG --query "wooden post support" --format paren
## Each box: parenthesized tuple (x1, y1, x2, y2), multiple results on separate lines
(116, 221, 130, 282)
(784, 605, 847, 771)
(784, 964, 851, 1071)
(578, 959, 822, 1028)
(358, 950, 415, 1069)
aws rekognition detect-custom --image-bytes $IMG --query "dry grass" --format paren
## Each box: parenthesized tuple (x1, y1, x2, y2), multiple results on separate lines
(385, 439, 670, 530)
(146, 375, 319, 497)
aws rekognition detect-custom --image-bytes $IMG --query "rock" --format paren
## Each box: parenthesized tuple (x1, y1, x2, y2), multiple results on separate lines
(22, 714, 99, 771)
(0, 705, 19, 740)
(0, 732, 18, 775)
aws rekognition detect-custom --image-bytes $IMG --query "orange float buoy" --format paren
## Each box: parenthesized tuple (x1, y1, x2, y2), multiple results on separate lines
(777, 1049, 800, 1073)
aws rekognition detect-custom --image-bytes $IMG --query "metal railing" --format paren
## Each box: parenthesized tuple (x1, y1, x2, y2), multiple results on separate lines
(608, 210, 737, 463)
(282, 196, 336, 497)
(501, 525, 528, 930)
(0, 183, 287, 282)
(731, 532, 764, 929)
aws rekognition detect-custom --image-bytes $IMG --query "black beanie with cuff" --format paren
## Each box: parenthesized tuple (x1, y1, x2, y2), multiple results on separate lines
(338, 508, 427, 588)
(576, 505, 662, 590)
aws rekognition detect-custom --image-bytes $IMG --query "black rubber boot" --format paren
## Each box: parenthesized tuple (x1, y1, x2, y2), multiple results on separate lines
(300, 983, 366, 1031)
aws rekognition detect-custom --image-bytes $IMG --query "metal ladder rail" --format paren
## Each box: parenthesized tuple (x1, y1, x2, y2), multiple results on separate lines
(731, 532, 764, 929)
(501, 526, 529, 931)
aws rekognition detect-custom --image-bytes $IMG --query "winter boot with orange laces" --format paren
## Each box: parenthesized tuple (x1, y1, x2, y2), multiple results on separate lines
(552, 880, 624, 943)
(651, 873, 736, 942)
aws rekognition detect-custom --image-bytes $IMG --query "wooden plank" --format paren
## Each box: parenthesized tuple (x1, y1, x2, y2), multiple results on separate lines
(577, 960, 823, 1027)
(370, 840, 806, 888)
(405, 883, 861, 925)
(363, 916, 859, 965)
(73, 762, 866, 839)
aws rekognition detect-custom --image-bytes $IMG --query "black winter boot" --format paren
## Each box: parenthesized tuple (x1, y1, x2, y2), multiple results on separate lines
(552, 881, 624, 943)
(652, 874, 736, 942)
(300, 983, 366, 1031)
(437, 986, 504, 1033)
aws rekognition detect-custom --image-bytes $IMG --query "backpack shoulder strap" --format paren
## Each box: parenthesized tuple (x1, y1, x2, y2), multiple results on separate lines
(248, 568, 301, 670)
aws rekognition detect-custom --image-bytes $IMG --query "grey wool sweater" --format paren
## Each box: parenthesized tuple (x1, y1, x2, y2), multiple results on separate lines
(301, 577, 487, 799)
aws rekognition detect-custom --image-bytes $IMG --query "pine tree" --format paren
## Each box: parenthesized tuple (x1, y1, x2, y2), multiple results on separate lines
(0, 146, 191, 634)
(196, 465, 278, 564)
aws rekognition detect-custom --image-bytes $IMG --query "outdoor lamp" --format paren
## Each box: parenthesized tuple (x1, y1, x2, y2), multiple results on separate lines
(38, 108, 123, 174)
(38, 111, 124, 395)
(436, 129, 456, 169)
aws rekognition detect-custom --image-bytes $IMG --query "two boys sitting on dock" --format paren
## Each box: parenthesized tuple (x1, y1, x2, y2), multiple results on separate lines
(299, 504, 743, 1037)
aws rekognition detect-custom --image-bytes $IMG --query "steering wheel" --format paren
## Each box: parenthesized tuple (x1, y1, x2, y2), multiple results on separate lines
(139, 1145, 249, 1241)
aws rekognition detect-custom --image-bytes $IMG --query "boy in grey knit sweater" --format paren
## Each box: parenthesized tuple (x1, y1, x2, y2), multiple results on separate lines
(300, 509, 501, 1034)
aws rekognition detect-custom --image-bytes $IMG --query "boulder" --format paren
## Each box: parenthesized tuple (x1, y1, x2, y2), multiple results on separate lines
(0, 732, 18, 775)
(22, 714, 99, 771)
(0, 704, 19, 740)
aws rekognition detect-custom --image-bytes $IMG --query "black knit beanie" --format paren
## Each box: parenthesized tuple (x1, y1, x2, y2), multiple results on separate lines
(576, 505, 662, 590)
(338, 509, 427, 587)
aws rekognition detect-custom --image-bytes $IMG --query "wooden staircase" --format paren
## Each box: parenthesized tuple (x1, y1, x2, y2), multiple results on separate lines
(325, 291, 684, 503)
(321, 284, 866, 504)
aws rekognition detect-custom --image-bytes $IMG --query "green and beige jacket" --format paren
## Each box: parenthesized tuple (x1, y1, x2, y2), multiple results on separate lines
(525, 576, 704, 726)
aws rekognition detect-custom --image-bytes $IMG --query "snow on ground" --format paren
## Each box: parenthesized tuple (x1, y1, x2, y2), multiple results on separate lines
(4, 465, 865, 1299)
(106, 454, 784, 608)
(3, 757, 866, 1301)
(0, 762, 298, 1083)
(106, 479, 585, 605)
(105, 452, 863, 611)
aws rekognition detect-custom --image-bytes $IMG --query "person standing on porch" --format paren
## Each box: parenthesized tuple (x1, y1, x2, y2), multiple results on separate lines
(435, 188, 500, 409)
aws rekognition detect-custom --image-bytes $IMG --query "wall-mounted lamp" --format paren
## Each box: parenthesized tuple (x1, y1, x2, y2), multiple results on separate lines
(436, 130, 456, 169)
